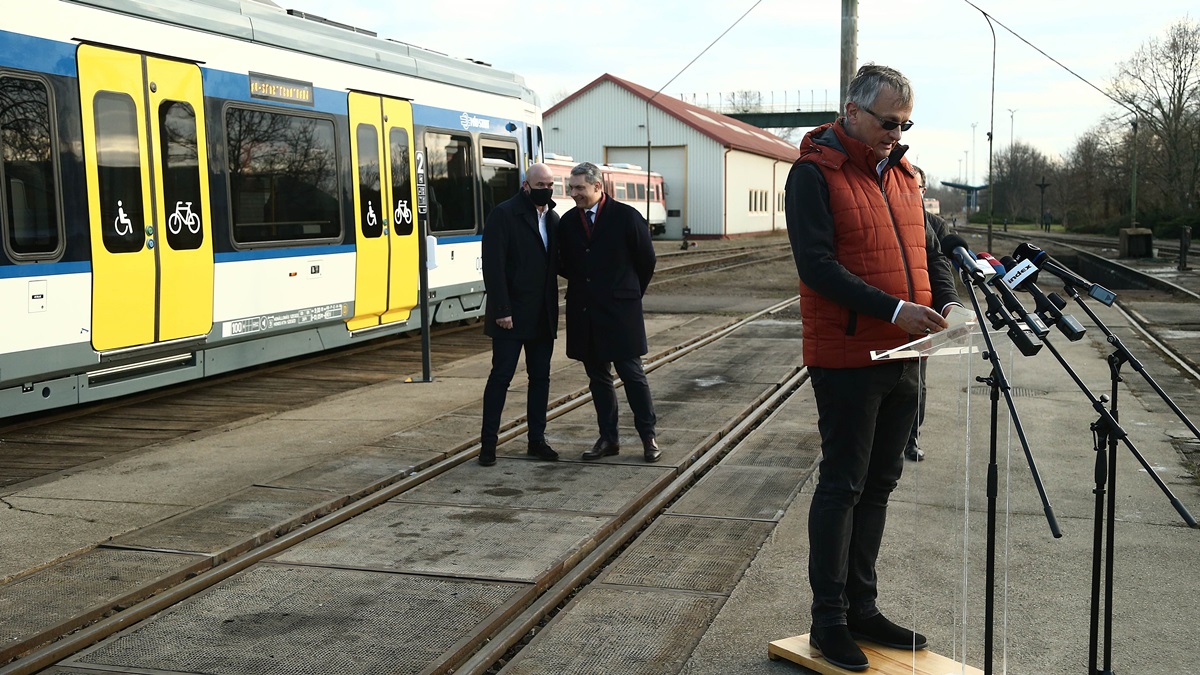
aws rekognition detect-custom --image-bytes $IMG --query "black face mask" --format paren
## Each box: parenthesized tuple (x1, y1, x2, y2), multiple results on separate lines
(527, 187, 553, 206)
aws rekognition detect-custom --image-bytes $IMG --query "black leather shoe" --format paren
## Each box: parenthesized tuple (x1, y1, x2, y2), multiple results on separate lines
(809, 625, 868, 672)
(478, 448, 496, 467)
(527, 440, 559, 461)
(642, 437, 661, 463)
(581, 438, 619, 460)
(848, 613, 927, 650)
(904, 444, 925, 461)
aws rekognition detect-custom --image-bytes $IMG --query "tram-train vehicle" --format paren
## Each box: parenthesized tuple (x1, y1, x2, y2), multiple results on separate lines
(544, 155, 667, 235)
(0, 0, 546, 418)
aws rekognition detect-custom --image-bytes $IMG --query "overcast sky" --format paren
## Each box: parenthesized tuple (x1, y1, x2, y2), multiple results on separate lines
(281, 0, 1193, 188)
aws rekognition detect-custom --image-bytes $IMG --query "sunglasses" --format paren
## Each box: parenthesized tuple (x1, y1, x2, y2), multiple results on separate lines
(861, 106, 914, 132)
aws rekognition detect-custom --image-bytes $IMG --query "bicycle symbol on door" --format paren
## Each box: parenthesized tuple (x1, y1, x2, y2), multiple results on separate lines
(395, 199, 412, 226)
(167, 201, 201, 235)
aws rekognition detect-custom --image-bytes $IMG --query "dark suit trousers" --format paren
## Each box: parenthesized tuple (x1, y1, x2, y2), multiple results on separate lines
(807, 360, 919, 628)
(480, 335, 554, 450)
(583, 357, 657, 442)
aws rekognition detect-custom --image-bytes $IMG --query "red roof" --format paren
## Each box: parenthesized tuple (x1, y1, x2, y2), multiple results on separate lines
(545, 73, 801, 163)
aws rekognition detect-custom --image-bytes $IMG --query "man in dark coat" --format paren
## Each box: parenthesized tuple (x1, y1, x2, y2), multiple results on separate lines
(478, 162, 560, 466)
(904, 165, 960, 462)
(559, 161, 661, 462)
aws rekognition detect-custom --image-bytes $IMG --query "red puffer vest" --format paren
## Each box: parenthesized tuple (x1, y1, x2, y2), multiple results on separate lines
(797, 121, 931, 368)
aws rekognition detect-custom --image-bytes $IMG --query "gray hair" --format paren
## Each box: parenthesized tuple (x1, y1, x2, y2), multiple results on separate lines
(846, 63, 913, 109)
(571, 161, 604, 186)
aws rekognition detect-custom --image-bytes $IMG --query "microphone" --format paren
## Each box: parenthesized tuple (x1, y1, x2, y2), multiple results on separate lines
(942, 235, 1042, 356)
(1001, 256, 1087, 341)
(1012, 242, 1117, 306)
(978, 252, 1049, 338)
(942, 234, 997, 283)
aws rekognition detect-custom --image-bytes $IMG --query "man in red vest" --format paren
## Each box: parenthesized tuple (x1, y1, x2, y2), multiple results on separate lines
(785, 64, 960, 672)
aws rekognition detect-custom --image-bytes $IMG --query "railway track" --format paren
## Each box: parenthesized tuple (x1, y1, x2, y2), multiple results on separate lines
(0, 296, 808, 674)
(0, 244, 791, 489)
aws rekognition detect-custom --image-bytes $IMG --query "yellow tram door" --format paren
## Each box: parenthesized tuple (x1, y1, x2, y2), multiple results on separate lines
(78, 45, 214, 351)
(346, 93, 418, 331)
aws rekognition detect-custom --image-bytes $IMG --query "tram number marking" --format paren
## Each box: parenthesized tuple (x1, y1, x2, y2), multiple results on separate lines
(415, 150, 428, 216)
(222, 303, 344, 337)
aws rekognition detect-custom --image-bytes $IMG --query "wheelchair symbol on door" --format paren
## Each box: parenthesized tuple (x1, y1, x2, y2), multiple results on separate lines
(167, 201, 201, 235)
(114, 200, 133, 236)
(366, 202, 378, 229)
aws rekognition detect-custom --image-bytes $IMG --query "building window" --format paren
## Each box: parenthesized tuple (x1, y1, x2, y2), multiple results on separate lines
(748, 189, 769, 213)
(777, 191, 785, 212)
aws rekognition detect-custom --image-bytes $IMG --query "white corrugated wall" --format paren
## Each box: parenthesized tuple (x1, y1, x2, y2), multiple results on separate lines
(545, 81, 726, 237)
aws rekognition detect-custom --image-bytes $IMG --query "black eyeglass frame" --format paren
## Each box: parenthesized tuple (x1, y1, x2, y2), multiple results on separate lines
(860, 105, 914, 132)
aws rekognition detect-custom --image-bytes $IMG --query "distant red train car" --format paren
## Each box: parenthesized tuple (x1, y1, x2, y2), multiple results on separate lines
(545, 155, 667, 235)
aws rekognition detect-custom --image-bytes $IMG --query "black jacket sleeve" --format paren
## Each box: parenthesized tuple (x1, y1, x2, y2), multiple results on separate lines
(784, 161, 902, 323)
(924, 211, 961, 312)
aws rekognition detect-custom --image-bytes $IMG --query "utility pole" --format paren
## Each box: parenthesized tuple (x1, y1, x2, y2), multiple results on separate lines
(1007, 109, 1017, 148)
(1036, 175, 1051, 232)
(840, 0, 858, 110)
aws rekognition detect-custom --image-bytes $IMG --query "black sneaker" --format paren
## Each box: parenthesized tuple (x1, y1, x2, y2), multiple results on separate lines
(847, 613, 927, 650)
(809, 625, 868, 671)
(527, 440, 559, 461)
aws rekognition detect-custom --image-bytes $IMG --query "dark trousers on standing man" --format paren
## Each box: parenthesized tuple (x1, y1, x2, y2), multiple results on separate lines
(480, 335, 554, 451)
(807, 360, 919, 628)
(583, 357, 657, 443)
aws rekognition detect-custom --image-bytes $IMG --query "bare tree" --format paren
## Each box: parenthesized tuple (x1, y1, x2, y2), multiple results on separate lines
(723, 90, 763, 114)
(1110, 18, 1200, 213)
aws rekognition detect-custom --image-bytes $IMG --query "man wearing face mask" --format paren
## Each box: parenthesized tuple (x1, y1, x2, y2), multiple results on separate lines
(478, 162, 561, 466)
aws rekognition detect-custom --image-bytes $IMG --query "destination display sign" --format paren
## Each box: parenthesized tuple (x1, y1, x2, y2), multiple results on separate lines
(248, 72, 314, 106)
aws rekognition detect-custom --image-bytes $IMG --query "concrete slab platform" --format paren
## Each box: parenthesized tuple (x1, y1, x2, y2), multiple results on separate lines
(272, 501, 609, 581)
(61, 565, 525, 675)
(394, 460, 673, 515)
(109, 486, 345, 558)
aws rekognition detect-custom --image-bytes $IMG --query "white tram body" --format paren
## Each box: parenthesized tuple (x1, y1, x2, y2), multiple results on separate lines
(544, 155, 667, 235)
(0, 0, 544, 417)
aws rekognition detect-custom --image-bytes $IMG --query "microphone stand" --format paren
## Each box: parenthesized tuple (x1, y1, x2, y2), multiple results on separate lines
(1055, 284, 1199, 675)
(960, 273, 1062, 675)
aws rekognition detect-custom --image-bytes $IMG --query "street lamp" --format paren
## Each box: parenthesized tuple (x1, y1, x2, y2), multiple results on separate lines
(1007, 109, 1017, 148)
(971, 122, 978, 184)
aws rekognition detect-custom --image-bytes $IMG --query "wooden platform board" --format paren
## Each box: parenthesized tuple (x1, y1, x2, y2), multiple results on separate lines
(768, 634, 983, 674)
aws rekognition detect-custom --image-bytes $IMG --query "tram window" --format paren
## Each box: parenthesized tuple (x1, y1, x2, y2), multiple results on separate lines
(636, 183, 646, 200)
(424, 131, 476, 234)
(390, 127, 413, 236)
(552, 176, 565, 198)
(614, 183, 626, 200)
(225, 107, 340, 245)
(159, 101, 203, 251)
(647, 183, 655, 201)
(95, 92, 145, 254)
(355, 124, 382, 238)
(0, 75, 60, 258)
(481, 144, 519, 223)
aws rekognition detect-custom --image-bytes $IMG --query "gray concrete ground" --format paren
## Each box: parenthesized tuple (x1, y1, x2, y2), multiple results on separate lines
(2, 232, 1198, 674)
(685, 275, 1200, 674)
